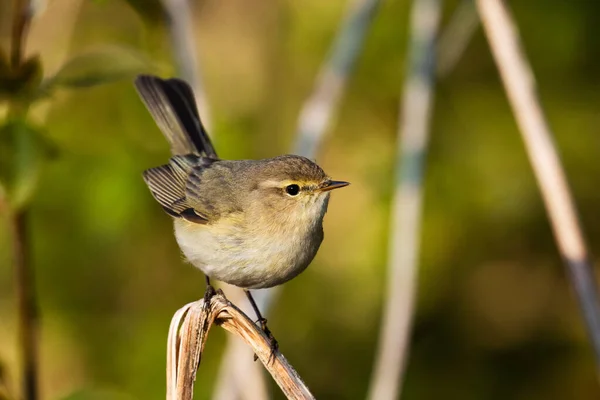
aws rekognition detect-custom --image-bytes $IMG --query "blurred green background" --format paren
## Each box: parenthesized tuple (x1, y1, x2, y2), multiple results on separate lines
(2, 0, 600, 399)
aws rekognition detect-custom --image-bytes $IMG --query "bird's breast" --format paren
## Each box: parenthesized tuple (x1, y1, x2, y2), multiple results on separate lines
(173, 209, 325, 289)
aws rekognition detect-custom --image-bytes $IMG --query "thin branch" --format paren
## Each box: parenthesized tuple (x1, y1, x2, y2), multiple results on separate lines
(8, 209, 39, 400)
(8, 1, 39, 399)
(367, 1, 442, 399)
(212, 336, 268, 400)
(475, 0, 600, 376)
(294, 0, 381, 158)
(160, 0, 211, 129)
(211, 288, 269, 400)
(10, 0, 34, 67)
(167, 293, 315, 400)
(436, 0, 478, 77)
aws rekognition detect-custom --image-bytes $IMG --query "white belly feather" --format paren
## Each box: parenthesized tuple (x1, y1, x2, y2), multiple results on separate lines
(173, 197, 328, 289)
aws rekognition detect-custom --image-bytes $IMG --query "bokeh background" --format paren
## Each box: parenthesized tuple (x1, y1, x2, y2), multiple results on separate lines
(2, 0, 600, 399)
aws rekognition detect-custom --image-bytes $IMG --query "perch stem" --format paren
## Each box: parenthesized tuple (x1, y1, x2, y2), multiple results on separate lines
(476, 0, 600, 377)
(167, 294, 314, 400)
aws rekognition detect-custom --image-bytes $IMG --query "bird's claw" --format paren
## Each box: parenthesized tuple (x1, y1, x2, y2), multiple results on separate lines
(203, 284, 216, 305)
(253, 318, 278, 364)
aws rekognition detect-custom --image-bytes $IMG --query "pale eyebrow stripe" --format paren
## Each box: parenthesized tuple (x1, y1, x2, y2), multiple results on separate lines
(259, 180, 286, 188)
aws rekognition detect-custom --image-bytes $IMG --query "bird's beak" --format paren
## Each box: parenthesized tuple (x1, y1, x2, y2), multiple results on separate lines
(317, 180, 350, 192)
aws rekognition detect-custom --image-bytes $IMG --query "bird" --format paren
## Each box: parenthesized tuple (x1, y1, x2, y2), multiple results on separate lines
(134, 75, 349, 352)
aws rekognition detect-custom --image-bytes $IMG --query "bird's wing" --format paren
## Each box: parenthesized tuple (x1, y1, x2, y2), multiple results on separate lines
(143, 155, 214, 224)
(134, 75, 217, 158)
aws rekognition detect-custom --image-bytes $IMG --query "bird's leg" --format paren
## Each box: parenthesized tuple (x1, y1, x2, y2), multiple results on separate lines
(203, 275, 216, 310)
(195, 276, 218, 370)
(244, 289, 278, 363)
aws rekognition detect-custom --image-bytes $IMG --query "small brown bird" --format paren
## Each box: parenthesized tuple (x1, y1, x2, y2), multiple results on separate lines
(135, 75, 349, 348)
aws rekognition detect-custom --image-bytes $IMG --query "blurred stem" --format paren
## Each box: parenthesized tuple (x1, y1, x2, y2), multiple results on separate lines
(8, 209, 38, 400)
(294, 0, 381, 158)
(10, 0, 32, 67)
(8, 1, 39, 399)
(436, 0, 478, 77)
(367, 0, 442, 399)
(476, 0, 600, 379)
(160, 0, 211, 130)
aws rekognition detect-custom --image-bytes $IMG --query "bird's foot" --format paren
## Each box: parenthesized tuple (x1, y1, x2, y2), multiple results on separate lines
(201, 284, 217, 324)
(254, 317, 278, 364)
(203, 284, 216, 305)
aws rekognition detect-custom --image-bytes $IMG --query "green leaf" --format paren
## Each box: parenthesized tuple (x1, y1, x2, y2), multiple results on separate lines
(38, 46, 155, 96)
(0, 119, 52, 209)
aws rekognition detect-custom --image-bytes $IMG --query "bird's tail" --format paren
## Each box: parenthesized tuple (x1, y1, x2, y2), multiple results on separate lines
(134, 75, 217, 158)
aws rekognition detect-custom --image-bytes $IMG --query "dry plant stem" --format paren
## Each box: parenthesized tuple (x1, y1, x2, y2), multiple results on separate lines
(217, 303, 313, 399)
(9, 210, 39, 400)
(176, 302, 212, 400)
(367, 1, 441, 399)
(212, 335, 268, 400)
(476, 0, 600, 372)
(167, 301, 196, 399)
(211, 287, 269, 400)
(294, 0, 381, 157)
(9, 1, 39, 399)
(167, 294, 314, 400)
(436, 0, 479, 77)
(10, 0, 33, 66)
(160, 0, 211, 129)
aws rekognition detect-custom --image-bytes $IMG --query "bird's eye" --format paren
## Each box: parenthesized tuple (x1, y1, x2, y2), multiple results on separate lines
(285, 184, 300, 196)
